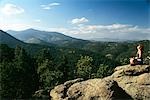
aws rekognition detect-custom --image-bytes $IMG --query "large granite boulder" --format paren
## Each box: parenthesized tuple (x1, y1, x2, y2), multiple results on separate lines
(50, 65, 150, 100)
(112, 65, 150, 99)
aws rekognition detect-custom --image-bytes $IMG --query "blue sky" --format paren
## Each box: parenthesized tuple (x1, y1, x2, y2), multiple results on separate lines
(0, 0, 149, 40)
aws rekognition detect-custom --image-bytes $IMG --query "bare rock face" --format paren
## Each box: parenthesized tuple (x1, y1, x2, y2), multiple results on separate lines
(50, 65, 150, 100)
(112, 65, 150, 99)
(50, 78, 84, 100)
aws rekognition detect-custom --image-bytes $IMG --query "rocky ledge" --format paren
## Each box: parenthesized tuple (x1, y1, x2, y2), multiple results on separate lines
(50, 65, 150, 100)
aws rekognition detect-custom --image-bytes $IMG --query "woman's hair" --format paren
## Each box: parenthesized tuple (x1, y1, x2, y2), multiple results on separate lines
(137, 44, 144, 50)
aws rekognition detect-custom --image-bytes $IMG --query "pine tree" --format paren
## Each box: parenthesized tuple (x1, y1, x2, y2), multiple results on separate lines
(13, 45, 37, 98)
(0, 45, 38, 98)
(0, 61, 16, 98)
(57, 55, 70, 82)
(76, 56, 94, 79)
(96, 64, 113, 78)
(0, 44, 14, 62)
(37, 59, 52, 88)
(36, 48, 63, 90)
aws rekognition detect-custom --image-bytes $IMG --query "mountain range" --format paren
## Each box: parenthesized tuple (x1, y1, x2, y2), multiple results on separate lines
(1, 29, 149, 54)
(1, 29, 150, 61)
(0, 29, 61, 55)
(7, 29, 89, 46)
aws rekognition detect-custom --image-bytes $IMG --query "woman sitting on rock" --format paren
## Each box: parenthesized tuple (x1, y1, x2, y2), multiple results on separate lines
(130, 44, 144, 66)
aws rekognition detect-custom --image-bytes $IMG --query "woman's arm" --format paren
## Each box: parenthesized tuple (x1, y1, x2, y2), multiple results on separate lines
(138, 50, 142, 58)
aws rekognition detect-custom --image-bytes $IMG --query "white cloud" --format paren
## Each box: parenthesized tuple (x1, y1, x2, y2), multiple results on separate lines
(0, 4, 24, 15)
(49, 3, 60, 6)
(41, 2, 60, 10)
(48, 23, 150, 40)
(34, 19, 41, 23)
(71, 17, 89, 24)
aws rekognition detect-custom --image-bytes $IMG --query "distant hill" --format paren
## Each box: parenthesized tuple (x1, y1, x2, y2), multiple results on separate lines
(0, 30, 25, 47)
(89, 38, 136, 42)
(0, 30, 94, 56)
(0, 30, 58, 55)
(7, 28, 89, 46)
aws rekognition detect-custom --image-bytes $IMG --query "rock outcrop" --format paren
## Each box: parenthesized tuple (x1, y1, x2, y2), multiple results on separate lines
(50, 65, 150, 100)
(112, 65, 150, 99)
